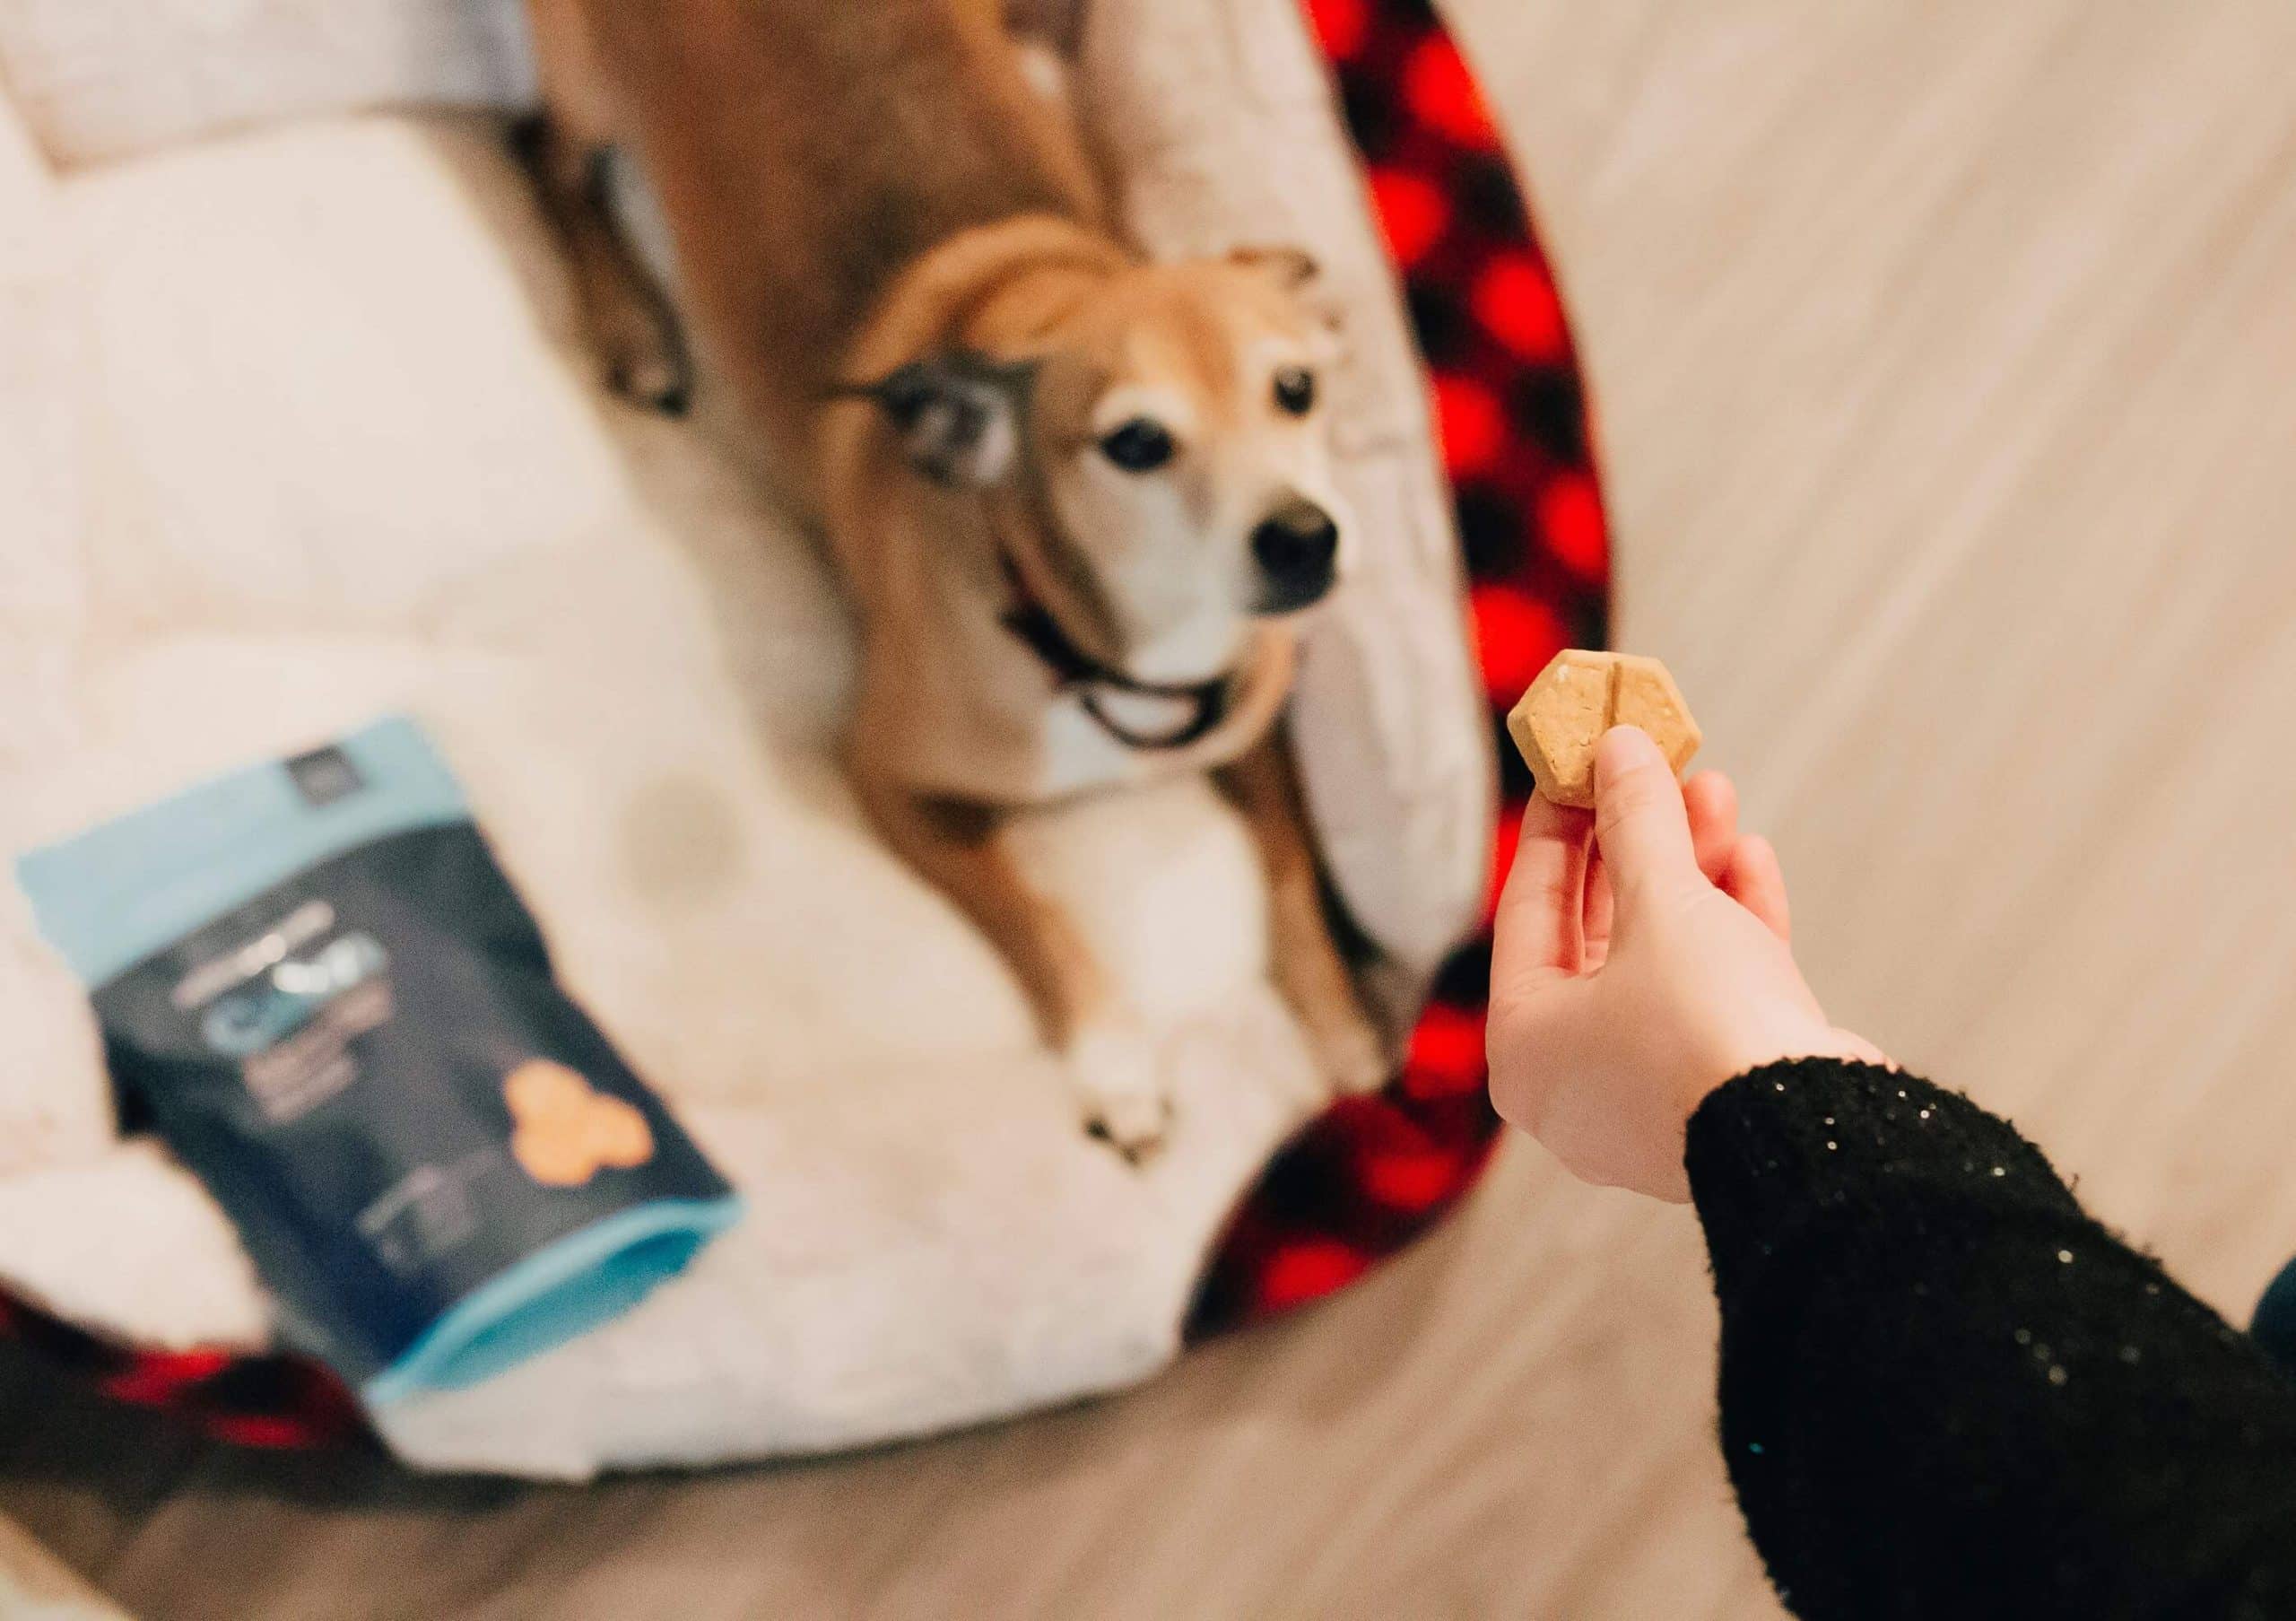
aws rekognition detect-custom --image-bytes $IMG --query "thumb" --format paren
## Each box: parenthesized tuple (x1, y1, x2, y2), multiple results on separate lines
(1591, 726, 1700, 908)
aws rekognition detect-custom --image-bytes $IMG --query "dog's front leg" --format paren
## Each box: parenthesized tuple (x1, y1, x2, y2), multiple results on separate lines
(1215, 730, 1392, 1097)
(855, 775, 1170, 1157)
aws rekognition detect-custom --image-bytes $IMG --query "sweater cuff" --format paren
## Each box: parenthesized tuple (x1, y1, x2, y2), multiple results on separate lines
(1684, 1059, 2081, 1294)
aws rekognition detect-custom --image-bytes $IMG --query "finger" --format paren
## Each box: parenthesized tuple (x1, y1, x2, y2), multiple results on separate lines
(1724, 834, 1792, 942)
(1581, 847, 1613, 967)
(1492, 792, 1595, 988)
(1592, 727, 1702, 910)
(1683, 771, 1738, 886)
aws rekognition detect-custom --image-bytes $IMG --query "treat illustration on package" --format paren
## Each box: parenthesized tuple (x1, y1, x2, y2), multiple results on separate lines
(507, 1059, 657, 1187)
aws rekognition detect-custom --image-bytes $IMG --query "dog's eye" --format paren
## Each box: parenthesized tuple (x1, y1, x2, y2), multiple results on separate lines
(1273, 367, 1318, 416)
(1100, 417, 1175, 473)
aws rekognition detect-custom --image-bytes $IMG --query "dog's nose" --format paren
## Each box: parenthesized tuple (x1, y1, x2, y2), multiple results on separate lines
(1251, 501, 1340, 610)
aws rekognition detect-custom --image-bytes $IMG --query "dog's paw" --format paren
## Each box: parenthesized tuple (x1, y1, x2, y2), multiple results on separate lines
(1069, 1024, 1170, 1163)
(1310, 1007, 1394, 1098)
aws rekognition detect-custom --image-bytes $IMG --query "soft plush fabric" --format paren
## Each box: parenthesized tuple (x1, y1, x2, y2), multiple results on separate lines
(0, 83, 109, 1183)
(0, 0, 533, 165)
(0, 0, 1486, 1477)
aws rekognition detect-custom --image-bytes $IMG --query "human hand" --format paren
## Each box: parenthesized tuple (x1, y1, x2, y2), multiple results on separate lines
(1487, 726, 1885, 1202)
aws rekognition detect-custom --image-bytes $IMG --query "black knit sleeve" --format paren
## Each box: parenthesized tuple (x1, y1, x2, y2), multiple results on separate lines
(1685, 1059, 2296, 1620)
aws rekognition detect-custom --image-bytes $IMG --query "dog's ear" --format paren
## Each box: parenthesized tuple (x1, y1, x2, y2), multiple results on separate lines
(1228, 245, 1320, 288)
(839, 354, 1036, 487)
(1231, 244, 1344, 341)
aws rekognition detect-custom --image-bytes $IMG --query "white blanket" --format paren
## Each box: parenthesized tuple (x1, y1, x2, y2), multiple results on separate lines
(0, 0, 1486, 1477)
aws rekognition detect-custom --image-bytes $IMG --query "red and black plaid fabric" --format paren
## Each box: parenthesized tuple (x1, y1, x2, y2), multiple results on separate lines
(0, 1288, 361, 1447)
(0, 0, 1605, 1444)
(1187, 0, 1607, 1336)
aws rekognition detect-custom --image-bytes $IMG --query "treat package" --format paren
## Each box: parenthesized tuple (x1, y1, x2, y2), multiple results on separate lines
(15, 718, 740, 1407)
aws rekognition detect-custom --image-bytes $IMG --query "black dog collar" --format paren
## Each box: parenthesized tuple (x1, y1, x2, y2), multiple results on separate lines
(996, 555, 1232, 752)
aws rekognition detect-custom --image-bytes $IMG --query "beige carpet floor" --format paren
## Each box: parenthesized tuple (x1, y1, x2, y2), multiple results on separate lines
(7, 2, 2296, 1615)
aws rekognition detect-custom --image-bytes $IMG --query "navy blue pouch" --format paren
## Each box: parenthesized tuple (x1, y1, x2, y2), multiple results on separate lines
(15, 718, 740, 1407)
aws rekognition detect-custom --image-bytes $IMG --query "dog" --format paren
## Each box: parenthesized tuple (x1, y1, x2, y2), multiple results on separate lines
(518, 0, 1388, 1154)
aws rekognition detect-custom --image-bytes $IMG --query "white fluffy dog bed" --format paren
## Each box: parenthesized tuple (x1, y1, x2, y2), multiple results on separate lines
(0, 0, 1488, 1478)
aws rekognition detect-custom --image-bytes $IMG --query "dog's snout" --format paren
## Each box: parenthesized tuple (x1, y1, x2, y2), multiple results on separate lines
(1250, 501, 1340, 611)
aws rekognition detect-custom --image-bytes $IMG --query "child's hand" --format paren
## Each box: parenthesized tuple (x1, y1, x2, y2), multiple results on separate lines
(1487, 726, 1885, 1202)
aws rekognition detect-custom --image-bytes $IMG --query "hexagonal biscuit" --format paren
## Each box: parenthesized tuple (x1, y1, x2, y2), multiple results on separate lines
(1506, 650, 1700, 807)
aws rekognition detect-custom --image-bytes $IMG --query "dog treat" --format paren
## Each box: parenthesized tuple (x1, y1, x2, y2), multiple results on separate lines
(13, 717, 741, 1407)
(1507, 650, 1700, 807)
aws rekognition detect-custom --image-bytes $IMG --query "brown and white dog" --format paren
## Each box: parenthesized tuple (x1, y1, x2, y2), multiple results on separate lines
(519, 0, 1387, 1154)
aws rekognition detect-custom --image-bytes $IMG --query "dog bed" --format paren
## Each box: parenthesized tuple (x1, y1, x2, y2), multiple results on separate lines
(0, 0, 1606, 1477)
